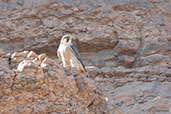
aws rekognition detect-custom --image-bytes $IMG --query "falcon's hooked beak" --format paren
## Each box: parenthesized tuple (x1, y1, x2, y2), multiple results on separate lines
(68, 35, 72, 40)
(61, 34, 73, 43)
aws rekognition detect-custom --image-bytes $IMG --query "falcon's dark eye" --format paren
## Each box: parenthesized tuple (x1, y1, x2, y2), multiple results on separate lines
(64, 37, 69, 42)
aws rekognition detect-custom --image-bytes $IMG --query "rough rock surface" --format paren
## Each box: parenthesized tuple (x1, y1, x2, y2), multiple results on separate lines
(0, 0, 171, 113)
(0, 50, 107, 114)
(93, 66, 171, 114)
(0, 0, 170, 68)
(0, 50, 171, 113)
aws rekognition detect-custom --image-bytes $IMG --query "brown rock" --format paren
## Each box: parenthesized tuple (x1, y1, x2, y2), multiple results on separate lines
(0, 49, 5, 57)
(41, 57, 53, 65)
(0, 57, 9, 70)
(101, 67, 114, 78)
(1, 51, 105, 113)
(40, 57, 55, 71)
(75, 75, 96, 107)
(87, 66, 101, 78)
(1, 50, 171, 113)
(0, 0, 170, 69)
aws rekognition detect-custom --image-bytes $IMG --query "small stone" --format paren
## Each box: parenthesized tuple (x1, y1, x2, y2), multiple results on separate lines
(38, 53, 47, 61)
(11, 51, 29, 59)
(27, 51, 36, 59)
(11, 52, 17, 59)
(73, 7, 79, 12)
(87, 66, 101, 78)
(41, 57, 49, 68)
(101, 67, 114, 78)
(17, 60, 35, 72)
(32, 58, 41, 66)
(41, 57, 53, 65)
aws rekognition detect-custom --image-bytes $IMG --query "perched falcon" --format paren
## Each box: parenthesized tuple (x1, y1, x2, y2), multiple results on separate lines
(57, 34, 87, 73)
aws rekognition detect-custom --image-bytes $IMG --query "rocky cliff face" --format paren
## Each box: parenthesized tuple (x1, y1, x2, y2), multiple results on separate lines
(0, 51, 171, 113)
(1, 49, 169, 114)
(0, 0, 171, 114)
(0, 0, 170, 68)
(0, 50, 107, 114)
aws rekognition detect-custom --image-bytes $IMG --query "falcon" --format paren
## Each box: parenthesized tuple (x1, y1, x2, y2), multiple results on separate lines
(57, 34, 87, 73)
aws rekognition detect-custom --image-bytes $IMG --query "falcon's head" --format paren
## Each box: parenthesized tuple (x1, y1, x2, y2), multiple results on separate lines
(60, 34, 72, 44)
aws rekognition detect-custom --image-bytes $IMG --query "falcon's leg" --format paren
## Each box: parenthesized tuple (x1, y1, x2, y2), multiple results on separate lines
(70, 59, 76, 67)
(62, 58, 67, 67)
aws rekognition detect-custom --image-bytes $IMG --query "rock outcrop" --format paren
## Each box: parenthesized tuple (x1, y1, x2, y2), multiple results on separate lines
(0, 50, 107, 114)
(0, 0, 170, 68)
(0, 49, 171, 113)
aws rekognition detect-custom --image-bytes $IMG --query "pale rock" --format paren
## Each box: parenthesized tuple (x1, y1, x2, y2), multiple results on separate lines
(41, 57, 54, 69)
(27, 51, 37, 59)
(11, 52, 17, 59)
(11, 51, 30, 68)
(13, 56, 25, 64)
(17, 60, 35, 72)
(38, 53, 47, 61)
(41, 57, 53, 65)
(32, 58, 41, 66)
(11, 51, 29, 58)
